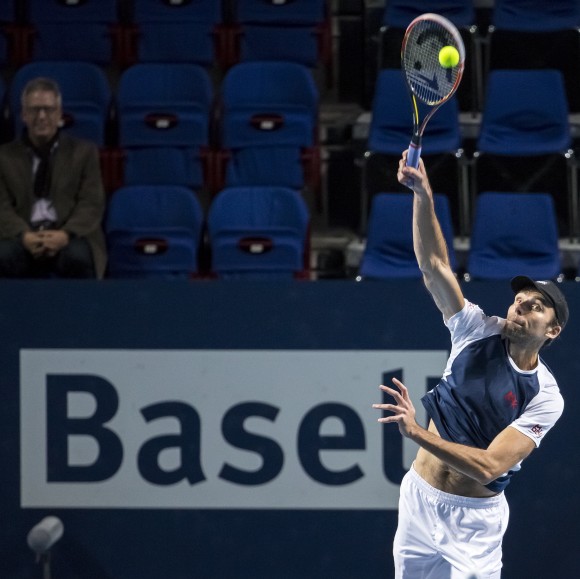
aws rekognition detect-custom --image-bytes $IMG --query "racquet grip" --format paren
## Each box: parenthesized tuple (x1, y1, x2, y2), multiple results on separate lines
(406, 142, 422, 169)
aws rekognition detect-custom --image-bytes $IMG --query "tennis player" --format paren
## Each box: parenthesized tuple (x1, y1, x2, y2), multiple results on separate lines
(373, 151, 569, 578)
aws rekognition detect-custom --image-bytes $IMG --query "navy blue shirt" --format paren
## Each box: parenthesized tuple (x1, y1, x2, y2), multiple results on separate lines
(422, 301, 564, 492)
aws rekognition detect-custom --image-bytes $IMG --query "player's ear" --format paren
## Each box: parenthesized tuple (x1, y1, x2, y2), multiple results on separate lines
(545, 323, 562, 341)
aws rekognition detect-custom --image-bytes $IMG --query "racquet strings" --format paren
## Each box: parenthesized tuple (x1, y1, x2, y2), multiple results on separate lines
(402, 19, 462, 106)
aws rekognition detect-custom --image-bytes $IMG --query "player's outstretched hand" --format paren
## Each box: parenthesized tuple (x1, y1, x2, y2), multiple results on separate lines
(373, 377, 418, 438)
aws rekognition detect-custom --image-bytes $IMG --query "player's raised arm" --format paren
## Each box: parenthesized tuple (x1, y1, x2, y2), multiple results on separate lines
(397, 151, 464, 320)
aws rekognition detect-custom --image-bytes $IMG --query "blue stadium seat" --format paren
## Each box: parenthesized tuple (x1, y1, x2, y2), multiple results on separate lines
(128, 0, 224, 67)
(105, 185, 204, 278)
(123, 148, 205, 191)
(9, 61, 112, 146)
(207, 185, 310, 279)
(232, 0, 331, 72)
(25, 0, 122, 65)
(224, 147, 305, 190)
(221, 61, 318, 149)
(235, 0, 326, 24)
(367, 70, 461, 157)
(218, 61, 319, 194)
(486, 0, 580, 111)
(117, 63, 213, 190)
(0, 1, 16, 66)
(472, 69, 576, 237)
(361, 69, 464, 235)
(359, 192, 456, 280)
(476, 70, 571, 155)
(491, 0, 580, 32)
(382, 0, 474, 29)
(467, 192, 561, 281)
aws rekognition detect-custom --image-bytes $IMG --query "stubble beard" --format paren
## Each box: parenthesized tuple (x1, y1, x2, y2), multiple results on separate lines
(502, 319, 528, 344)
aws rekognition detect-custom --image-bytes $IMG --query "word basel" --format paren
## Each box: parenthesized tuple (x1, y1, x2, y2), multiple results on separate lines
(21, 349, 447, 509)
(48, 374, 396, 486)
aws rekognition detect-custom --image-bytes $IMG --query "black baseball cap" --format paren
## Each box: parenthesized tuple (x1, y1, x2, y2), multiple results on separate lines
(511, 276, 569, 329)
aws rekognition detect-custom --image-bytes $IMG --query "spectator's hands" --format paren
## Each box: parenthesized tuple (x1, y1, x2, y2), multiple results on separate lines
(39, 230, 69, 257)
(22, 231, 46, 258)
(22, 230, 69, 258)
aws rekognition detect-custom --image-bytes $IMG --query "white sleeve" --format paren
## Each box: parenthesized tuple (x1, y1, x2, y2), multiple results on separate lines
(442, 301, 505, 377)
(510, 381, 564, 447)
(445, 300, 505, 342)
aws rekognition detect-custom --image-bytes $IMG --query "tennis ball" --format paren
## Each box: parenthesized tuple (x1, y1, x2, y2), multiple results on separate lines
(439, 45, 460, 68)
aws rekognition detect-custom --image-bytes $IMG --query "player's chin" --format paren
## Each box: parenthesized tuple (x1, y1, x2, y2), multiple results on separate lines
(503, 320, 526, 339)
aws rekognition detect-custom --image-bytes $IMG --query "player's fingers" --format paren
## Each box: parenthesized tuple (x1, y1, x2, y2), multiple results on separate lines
(372, 402, 401, 411)
(391, 377, 409, 394)
(391, 379, 412, 403)
(402, 164, 420, 177)
(397, 167, 414, 189)
(379, 384, 404, 403)
(377, 416, 401, 423)
(398, 157, 408, 174)
(379, 384, 399, 394)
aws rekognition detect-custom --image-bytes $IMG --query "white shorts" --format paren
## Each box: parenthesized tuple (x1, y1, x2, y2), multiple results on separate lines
(393, 466, 509, 579)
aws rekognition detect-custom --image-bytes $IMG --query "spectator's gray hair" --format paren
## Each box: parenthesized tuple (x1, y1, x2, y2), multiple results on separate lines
(21, 77, 62, 106)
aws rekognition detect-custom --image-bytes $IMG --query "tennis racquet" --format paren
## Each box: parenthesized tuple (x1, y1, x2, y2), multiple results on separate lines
(401, 13, 465, 168)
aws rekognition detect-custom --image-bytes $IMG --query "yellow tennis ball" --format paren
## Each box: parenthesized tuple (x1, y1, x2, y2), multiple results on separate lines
(439, 45, 460, 68)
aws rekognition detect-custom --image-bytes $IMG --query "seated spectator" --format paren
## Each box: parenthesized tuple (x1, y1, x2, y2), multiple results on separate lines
(0, 77, 106, 278)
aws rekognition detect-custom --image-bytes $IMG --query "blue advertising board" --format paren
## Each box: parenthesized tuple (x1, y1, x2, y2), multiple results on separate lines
(1, 279, 579, 578)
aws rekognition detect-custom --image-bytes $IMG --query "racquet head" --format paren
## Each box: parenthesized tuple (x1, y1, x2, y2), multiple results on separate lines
(401, 13, 465, 107)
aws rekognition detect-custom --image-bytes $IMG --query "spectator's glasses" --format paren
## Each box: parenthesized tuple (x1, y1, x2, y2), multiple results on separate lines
(24, 106, 60, 116)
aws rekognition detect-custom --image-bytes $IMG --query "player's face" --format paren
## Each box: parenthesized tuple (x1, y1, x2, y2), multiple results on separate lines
(504, 290, 561, 345)
(21, 90, 62, 146)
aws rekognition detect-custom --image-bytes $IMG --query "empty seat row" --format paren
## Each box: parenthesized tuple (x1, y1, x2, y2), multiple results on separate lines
(378, 0, 580, 112)
(105, 184, 310, 280)
(360, 192, 563, 281)
(108, 185, 571, 282)
(0, 60, 321, 197)
(0, 0, 332, 72)
(362, 68, 578, 238)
